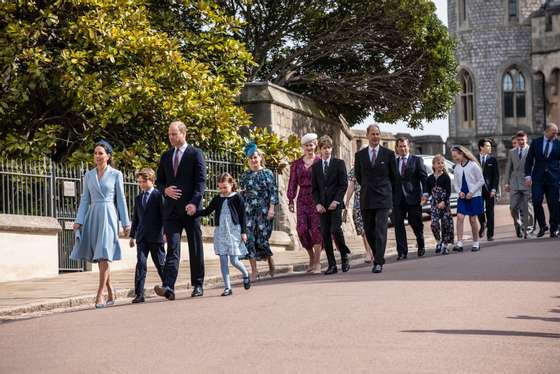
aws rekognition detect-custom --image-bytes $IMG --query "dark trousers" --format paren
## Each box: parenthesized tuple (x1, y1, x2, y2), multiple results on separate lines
(393, 201, 424, 256)
(163, 215, 205, 289)
(532, 183, 560, 232)
(477, 189, 495, 238)
(134, 241, 166, 297)
(319, 206, 350, 267)
(362, 208, 390, 266)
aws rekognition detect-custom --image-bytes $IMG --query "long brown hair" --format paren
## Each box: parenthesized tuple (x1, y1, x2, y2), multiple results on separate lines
(451, 145, 479, 166)
(218, 172, 238, 191)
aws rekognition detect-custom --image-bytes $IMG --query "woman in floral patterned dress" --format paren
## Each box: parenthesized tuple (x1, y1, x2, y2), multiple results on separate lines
(240, 143, 279, 282)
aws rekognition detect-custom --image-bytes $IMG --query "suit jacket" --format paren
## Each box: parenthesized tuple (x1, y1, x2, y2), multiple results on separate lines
(311, 157, 348, 208)
(130, 189, 165, 244)
(478, 154, 500, 194)
(505, 147, 530, 191)
(524, 136, 560, 185)
(393, 154, 428, 206)
(354, 146, 397, 210)
(156, 144, 206, 219)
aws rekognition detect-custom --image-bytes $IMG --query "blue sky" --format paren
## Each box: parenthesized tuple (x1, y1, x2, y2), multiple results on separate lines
(356, 0, 449, 139)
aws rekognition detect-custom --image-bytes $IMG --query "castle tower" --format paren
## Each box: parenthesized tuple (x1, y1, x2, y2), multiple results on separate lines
(447, 0, 544, 157)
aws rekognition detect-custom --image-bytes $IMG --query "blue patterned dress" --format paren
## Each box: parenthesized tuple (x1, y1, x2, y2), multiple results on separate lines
(213, 197, 248, 256)
(239, 168, 279, 260)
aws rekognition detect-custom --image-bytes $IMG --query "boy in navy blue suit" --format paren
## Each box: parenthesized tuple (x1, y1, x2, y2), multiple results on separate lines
(129, 168, 166, 303)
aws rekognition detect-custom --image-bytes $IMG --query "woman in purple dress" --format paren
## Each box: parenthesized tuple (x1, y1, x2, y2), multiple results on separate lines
(287, 133, 323, 273)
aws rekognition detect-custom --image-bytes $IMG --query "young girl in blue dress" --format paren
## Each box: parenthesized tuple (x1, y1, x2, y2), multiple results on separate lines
(451, 145, 485, 252)
(196, 173, 250, 296)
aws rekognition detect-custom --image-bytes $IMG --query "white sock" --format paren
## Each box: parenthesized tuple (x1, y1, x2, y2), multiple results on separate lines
(473, 241, 479, 247)
(456, 241, 463, 247)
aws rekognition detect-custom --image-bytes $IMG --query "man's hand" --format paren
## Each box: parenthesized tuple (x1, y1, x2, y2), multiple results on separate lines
(72, 223, 81, 231)
(165, 186, 182, 200)
(505, 184, 510, 192)
(466, 192, 473, 200)
(129, 238, 135, 248)
(288, 203, 295, 213)
(267, 207, 275, 220)
(328, 201, 338, 211)
(186, 203, 196, 216)
(525, 177, 532, 188)
(421, 196, 428, 205)
(490, 191, 496, 198)
(316, 204, 326, 214)
(241, 233, 248, 243)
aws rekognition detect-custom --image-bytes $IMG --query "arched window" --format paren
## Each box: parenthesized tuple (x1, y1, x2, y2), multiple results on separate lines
(459, 70, 475, 129)
(508, 0, 517, 20)
(503, 69, 526, 119)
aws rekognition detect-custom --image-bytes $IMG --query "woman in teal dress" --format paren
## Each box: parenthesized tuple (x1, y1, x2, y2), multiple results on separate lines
(240, 143, 279, 282)
(70, 141, 130, 308)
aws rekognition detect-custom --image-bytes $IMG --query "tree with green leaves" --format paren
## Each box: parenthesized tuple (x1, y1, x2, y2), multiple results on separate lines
(219, 0, 459, 127)
(0, 0, 297, 169)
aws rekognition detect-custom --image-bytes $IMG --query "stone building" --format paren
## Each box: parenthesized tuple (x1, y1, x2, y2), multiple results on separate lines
(447, 0, 545, 158)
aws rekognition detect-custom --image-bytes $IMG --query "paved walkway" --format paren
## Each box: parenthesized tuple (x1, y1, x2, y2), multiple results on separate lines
(0, 205, 520, 319)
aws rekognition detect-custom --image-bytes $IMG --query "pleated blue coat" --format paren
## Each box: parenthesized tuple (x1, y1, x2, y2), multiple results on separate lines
(70, 166, 130, 262)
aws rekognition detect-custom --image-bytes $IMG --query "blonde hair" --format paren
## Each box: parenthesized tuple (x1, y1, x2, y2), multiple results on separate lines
(248, 148, 266, 167)
(451, 145, 479, 166)
(318, 135, 333, 149)
(170, 120, 187, 135)
(136, 167, 156, 182)
(431, 154, 447, 174)
(218, 172, 238, 191)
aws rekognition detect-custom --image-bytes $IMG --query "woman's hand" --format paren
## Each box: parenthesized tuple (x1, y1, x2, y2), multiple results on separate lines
(241, 233, 248, 243)
(288, 202, 295, 213)
(459, 192, 466, 199)
(123, 225, 131, 236)
(267, 207, 275, 220)
(72, 223, 81, 231)
(466, 192, 473, 200)
(437, 201, 445, 210)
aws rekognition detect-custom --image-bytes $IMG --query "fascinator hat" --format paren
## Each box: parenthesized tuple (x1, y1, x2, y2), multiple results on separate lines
(244, 141, 258, 158)
(300, 133, 318, 146)
(95, 140, 113, 155)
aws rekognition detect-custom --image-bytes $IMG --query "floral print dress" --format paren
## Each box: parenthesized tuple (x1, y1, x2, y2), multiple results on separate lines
(240, 168, 279, 260)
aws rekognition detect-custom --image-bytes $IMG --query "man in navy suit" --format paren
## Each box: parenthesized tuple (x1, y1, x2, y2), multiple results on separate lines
(392, 137, 429, 259)
(129, 168, 166, 303)
(354, 124, 398, 273)
(525, 123, 560, 238)
(155, 121, 206, 300)
(477, 138, 500, 241)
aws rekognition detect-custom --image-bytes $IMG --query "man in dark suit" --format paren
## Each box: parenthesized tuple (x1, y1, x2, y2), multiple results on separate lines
(129, 168, 166, 303)
(354, 124, 397, 273)
(312, 135, 351, 275)
(525, 123, 560, 238)
(392, 137, 428, 259)
(155, 120, 206, 300)
(477, 138, 500, 241)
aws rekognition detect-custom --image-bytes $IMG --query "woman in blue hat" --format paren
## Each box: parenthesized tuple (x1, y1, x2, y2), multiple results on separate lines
(239, 142, 279, 281)
(70, 141, 130, 308)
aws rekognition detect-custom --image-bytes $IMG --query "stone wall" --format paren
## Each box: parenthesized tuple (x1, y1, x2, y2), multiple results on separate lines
(239, 82, 356, 250)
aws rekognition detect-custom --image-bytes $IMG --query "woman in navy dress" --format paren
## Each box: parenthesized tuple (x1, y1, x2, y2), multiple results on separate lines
(71, 141, 130, 308)
(239, 142, 279, 282)
(451, 145, 484, 252)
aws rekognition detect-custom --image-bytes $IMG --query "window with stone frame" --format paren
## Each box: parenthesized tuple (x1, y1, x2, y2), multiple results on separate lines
(459, 70, 475, 129)
(551, 69, 560, 96)
(503, 69, 527, 127)
(458, 0, 467, 27)
(546, 14, 553, 32)
(507, 0, 517, 20)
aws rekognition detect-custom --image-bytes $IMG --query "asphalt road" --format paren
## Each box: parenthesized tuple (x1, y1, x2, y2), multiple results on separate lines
(1, 237, 559, 374)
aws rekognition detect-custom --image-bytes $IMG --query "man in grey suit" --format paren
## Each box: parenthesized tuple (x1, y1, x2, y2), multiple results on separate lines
(505, 131, 532, 238)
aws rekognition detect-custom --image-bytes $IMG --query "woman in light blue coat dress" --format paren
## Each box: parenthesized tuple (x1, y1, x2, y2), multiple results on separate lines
(70, 141, 130, 308)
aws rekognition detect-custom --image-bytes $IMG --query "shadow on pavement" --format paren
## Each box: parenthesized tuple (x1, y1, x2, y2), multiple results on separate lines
(507, 315, 560, 323)
(401, 329, 560, 339)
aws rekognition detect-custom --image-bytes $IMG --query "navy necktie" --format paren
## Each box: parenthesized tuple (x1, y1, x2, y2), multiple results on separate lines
(142, 192, 149, 208)
(323, 160, 329, 175)
(544, 140, 551, 158)
(518, 149, 522, 160)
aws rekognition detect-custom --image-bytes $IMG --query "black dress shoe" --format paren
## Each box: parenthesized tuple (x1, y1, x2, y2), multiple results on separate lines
(324, 265, 338, 275)
(537, 228, 547, 238)
(131, 295, 145, 304)
(372, 264, 383, 274)
(341, 258, 350, 273)
(551, 231, 558, 238)
(403, 253, 407, 259)
(487, 236, 494, 242)
(191, 286, 203, 297)
(479, 223, 486, 238)
(515, 224, 522, 238)
(454, 245, 463, 252)
(417, 248, 426, 257)
(243, 277, 251, 290)
(435, 243, 442, 254)
(397, 255, 403, 261)
(165, 289, 175, 301)
(221, 288, 232, 297)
